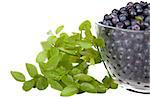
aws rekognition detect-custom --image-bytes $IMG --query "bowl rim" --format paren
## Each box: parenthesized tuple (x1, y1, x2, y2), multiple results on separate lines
(95, 22, 147, 33)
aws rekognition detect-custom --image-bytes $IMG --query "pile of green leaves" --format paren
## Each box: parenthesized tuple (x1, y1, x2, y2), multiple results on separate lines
(11, 20, 118, 96)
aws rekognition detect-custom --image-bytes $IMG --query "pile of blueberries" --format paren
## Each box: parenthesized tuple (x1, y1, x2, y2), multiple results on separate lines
(100, 1, 150, 30)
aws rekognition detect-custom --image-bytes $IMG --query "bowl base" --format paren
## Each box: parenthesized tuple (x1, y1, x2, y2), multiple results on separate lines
(127, 89, 150, 94)
(122, 83, 150, 94)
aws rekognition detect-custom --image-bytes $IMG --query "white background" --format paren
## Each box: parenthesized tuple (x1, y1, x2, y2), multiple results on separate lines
(0, 0, 150, 98)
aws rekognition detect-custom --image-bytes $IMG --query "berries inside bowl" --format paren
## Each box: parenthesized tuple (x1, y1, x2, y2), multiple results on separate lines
(100, 1, 150, 31)
(96, 1, 150, 93)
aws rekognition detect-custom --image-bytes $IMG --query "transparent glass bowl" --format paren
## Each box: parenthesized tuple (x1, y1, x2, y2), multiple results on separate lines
(96, 22, 150, 93)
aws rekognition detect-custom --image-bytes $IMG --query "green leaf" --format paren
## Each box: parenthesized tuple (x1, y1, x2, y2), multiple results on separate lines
(80, 82, 97, 93)
(102, 76, 111, 88)
(49, 47, 59, 58)
(97, 84, 106, 93)
(55, 66, 68, 76)
(61, 86, 79, 96)
(11, 71, 25, 82)
(36, 76, 48, 90)
(10, 20, 118, 95)
(44, 70, 61, 81)
(91, 80, 106, 93)
(80, 48, 97, 58)
(69, 68, 82, 75)
(90, 58, 95, 65)
(26, 63, 38, 78)
(61, 75, 74, 85)
(59, 80, 67, 88)
(68, 33, 81, 41)
(55, 34, 68, 47)
(41, 41, 51, 50)
(110, 81, 118, 89)
(56, 25, 64, 34)
(75, 61, 89, 74)
(61, 54, 80, 64)
(74, 74, 93, 82)
(45, 53, 61, 70)
(58, 47, 77, 55)
(48, 79, 63, 91)
(36, 51, 47, 63)
(79, 20, 91, 31)
(84, 29, 93, 41)
(102, 76, 118, 89)
(46, 30, 53, 35)
(22, 79, 35, 91)
(135, 16, 143, 21)
(79, 41, 92, 49)
(60, 33, 69, 38)
(47, 36, 57, 45)
(94, 37, 105, 48)
(38, 62, 46, 75)
(58, 54, 73, 70)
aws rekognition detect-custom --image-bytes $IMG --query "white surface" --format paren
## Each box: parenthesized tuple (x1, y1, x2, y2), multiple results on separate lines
(0, 0, 150, 98)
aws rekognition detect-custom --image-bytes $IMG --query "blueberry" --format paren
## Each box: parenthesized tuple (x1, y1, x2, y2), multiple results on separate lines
(112, 9, 119, 14)
(139, 22, 149, 30)
(145, 16, 150, 24)
(134, 2, 140, 8)
(136, 8, 143, 14)
(140, 22, 145, 30)
(148, 3, 150, 8)
(100, 1, 150, 30)
(140, 1, 145, 5)
(143, 8, 150, 16)
(102, 20, 108, 25)
(148, 26, 150, 30)
(110, 13, 118, 18)
(131, 24, 140, 30)
(131, 19, 140, 25)
(129, 8, 137, 17)
(120, 10, 128, 16)
(127, 2, 134, 8)
(103, 20, 113, 26)
(131, 20, 137, 26)
(112, 16, 119, 25)
(119, 14, 127, 21)
(145, 26, 150, 32)
(135, 5, 142, 10)
(99, 21, 103, 24)
(127, 26, 132, 29)
(124, 20, 130, 27)
(140, 1, 148, 8)
(143, 22, 149, 28)
(104, 14, 111, 20)
(116, 22, 124, 28)
(107, 20, 113, 26)
(120, 7, 126, 12)
(140, 22, 149, 30)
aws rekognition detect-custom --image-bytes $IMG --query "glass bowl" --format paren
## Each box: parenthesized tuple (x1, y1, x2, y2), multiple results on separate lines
(96, 22, 150, 93)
